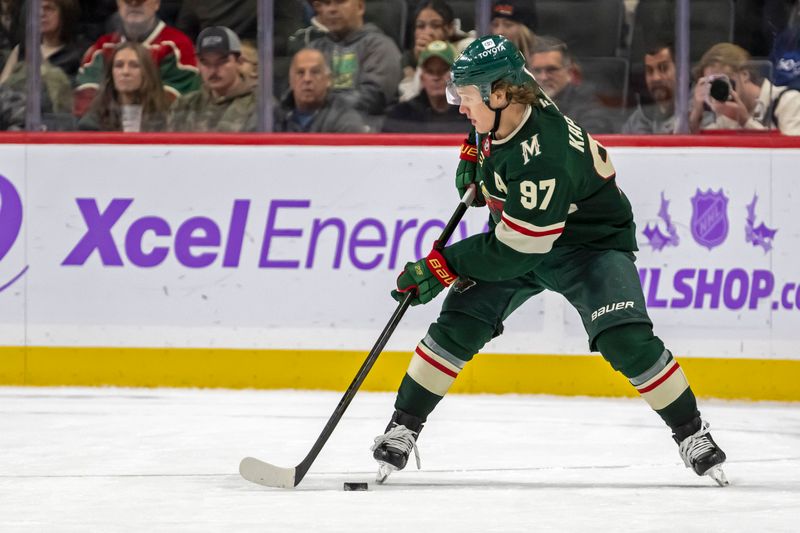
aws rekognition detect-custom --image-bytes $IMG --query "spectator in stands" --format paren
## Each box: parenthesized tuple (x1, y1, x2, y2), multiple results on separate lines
(689, 42, 800, 135)
(398, 0, 474, 102)
(285, 0, 332, 94)
(0, 63, 75, 131)
(274, 47, 366, 133)
(288, 0, 331, 54)
(623, 42, 677, 134)
(0, 0, 22, 70)
(168, 26, 256, 132)
(0, 84, 25, 129)
(78, 41, 168, 131)
(239, 39, 258, 83)
(770, 3, 800, 90)
(491, 0, 537, 60)
(529, 36, 617, 133)
(308, 0, 402, 116)
(1, 59, 74, 124)
(74, 0, 199, 117)
(1, 0, 84, 85)
(383, 40, 468, 133)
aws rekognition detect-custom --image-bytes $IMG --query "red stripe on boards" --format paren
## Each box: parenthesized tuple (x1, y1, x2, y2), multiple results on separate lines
(501, 215, 564, 237)
(415, 347, 458, 378)
(2, 132, 800, 148)
(637, 362, 680, 394)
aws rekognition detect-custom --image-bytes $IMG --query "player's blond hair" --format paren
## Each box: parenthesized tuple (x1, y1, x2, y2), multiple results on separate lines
(492, 80, 541, 106)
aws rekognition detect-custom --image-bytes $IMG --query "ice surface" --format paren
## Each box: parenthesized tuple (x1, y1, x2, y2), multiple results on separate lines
(0, 387, 798, 532)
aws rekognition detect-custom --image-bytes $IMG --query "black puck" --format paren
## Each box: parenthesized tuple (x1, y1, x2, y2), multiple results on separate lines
(343, 482, 368, 491)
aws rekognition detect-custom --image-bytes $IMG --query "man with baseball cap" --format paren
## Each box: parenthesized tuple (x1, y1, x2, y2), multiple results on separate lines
(382, 40, 469, 133)
(168, 26, 256, 132)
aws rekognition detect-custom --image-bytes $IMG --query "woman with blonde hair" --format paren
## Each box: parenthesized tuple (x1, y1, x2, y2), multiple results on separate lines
(79, 42, 169, 132)
(689, 42, 800, 135)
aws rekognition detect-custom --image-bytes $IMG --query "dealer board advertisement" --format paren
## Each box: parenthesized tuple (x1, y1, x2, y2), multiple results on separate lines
(0, 143, 797, 360)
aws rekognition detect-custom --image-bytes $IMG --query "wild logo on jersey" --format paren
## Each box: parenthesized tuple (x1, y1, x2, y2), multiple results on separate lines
(520, 134, 541, 164)
(480, 180, 505, 222)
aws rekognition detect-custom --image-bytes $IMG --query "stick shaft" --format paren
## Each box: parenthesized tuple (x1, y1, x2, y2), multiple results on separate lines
(293, 186, 476, 484)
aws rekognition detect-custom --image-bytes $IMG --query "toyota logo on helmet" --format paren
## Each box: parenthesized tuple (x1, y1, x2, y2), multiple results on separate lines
(446, 34, 540, 106)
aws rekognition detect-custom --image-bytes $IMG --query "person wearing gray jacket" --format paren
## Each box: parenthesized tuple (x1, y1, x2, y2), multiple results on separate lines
(275, 48, 368, 133)
(308, 0, 402, 115)
(622, 43, 678, 134)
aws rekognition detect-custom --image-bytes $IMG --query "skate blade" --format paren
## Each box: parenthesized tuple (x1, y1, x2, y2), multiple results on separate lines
(706, 465, 729, 487)
(375, 462, 396, 484)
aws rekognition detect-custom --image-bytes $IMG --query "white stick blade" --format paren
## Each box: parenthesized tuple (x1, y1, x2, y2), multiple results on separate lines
(239, 457, 296, 489)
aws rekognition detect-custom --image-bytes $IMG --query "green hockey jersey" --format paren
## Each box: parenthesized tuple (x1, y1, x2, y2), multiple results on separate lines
(442, 102, 638, 282)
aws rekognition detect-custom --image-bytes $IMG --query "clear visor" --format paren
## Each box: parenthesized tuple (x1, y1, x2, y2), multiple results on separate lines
(445, 81, 462, 105)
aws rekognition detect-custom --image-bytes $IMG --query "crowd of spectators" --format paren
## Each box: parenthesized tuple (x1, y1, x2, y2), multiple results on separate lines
(0, 0, 798, 135)
(529, 36, 618, 134)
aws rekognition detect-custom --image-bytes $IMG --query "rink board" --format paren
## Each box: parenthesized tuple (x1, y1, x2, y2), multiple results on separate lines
(0, 346, 798, 401)
(0, 133, 799, 399)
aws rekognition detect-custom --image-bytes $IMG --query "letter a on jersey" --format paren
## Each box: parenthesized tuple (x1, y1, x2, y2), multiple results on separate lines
(520, 134, 541, 165)
(494, 171, 508, 194)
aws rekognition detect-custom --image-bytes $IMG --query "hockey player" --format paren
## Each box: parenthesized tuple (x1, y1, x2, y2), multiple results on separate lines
(371, 35, 728, 486)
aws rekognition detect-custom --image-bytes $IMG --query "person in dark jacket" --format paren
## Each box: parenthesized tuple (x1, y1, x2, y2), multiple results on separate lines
(529, 36, 617, 133)
(1, 0, 84, 85)
(275, 47, 367, 133)
(382, 40, 468, 133)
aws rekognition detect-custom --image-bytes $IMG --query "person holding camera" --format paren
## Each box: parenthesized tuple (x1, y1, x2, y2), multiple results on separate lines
(689, 42, 800, 135)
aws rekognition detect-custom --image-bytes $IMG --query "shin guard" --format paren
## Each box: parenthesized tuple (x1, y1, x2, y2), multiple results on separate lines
(395, 334, 466, 421)
(597, 325, 698, 429)
(630, 350, 689, 411)
(629, 349, 698, 428)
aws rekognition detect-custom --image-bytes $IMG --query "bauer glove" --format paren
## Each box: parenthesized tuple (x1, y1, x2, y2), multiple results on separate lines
(391, 249, 457, 306)
(455, 130, 486, 207)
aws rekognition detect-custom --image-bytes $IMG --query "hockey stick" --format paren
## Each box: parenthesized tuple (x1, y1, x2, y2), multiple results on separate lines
(240, 185, 477, 489)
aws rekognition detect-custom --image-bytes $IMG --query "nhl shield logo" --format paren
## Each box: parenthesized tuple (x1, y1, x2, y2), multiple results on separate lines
(690, 188, 729, 250)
